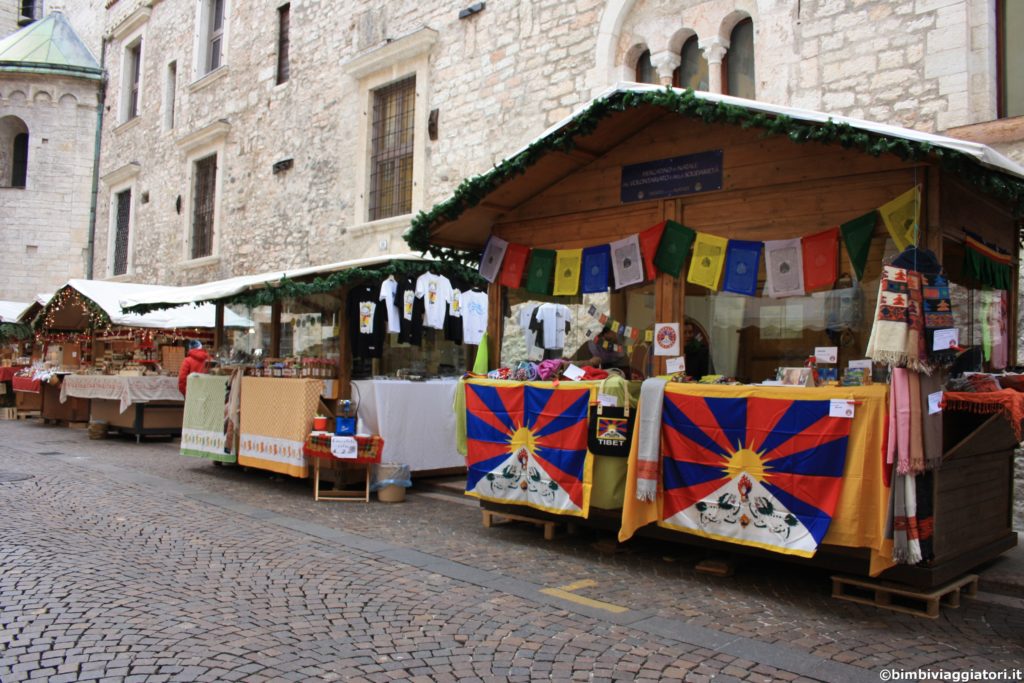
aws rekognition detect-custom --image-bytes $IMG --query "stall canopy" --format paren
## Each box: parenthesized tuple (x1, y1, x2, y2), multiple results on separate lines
(39, 279, 250, 331)
(118, 253, 429, 311)
(0, 301, 30, 323)
(406, 83, 1024, 252)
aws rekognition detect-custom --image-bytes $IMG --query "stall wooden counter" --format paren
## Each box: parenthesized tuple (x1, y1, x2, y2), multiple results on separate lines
(60, 374, 184, 441)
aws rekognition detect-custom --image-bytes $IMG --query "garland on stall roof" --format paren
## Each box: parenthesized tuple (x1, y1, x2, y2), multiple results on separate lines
(403, 87, 1024, 255)
(122, 258, 487, 314)
(0, 322, 32, 341)
(33, 285, 113, 333)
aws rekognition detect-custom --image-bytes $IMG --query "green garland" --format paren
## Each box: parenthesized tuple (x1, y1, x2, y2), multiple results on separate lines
(123, 259, 486, 314)
(404, 87, 1024, 255)
(33, 285, 112, 332)
(0, 322, 31, 341)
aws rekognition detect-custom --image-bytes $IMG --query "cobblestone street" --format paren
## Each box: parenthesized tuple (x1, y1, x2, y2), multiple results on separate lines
(2, 419, 1022, 682)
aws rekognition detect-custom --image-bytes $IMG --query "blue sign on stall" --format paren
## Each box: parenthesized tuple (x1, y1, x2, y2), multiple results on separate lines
(620, 149, 723, 203)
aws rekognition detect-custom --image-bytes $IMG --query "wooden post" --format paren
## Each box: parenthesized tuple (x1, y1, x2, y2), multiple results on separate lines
(270, 302, 281, 358)
(214, 303, 224, 352)
(486, 281, 502, 372)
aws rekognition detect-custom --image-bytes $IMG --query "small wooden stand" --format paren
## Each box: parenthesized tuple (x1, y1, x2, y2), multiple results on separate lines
(312, 457, 371, 503)
(831, 573, 978, 619)
(482, 509, 558, 540)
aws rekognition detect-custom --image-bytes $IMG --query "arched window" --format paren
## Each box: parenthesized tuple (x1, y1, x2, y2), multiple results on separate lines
(724, 18, 755, 99)
(0, 116, 29, 189)
(674, 35, 708, 90)
(634, 50, 658, 84)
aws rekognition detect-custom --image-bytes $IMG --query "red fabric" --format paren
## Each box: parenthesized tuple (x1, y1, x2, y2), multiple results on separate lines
(801, 227, 839, 292)
(580, 366, 609, 381)
(303, 434, 384, 462)
(498, 243, 530, 288)
(942, 389, 1024, 441)
(12, 375, 40, 393)
(0, 366, 26, 382)
(638, 221, 667, 281)
(178, 349, 210, 395)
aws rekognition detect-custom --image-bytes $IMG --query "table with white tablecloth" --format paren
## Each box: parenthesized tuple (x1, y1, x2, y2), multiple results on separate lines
(352, 379, 463, 473)
(60, 374, 184, 441)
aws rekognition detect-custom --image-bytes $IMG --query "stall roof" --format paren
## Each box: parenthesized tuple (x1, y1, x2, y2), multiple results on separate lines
(47, 279, 249, 329)
(409, 83, 1024, 251)
(119, 253, 429, 310)
(0, 300, 31, 323)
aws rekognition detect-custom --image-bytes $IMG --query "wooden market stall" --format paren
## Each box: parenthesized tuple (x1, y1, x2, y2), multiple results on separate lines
(409, 84, 1023, 590)
(0, 300, 33, 418)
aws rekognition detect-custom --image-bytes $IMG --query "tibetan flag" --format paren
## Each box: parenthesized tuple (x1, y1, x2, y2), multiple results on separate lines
(524, 249, 556, 295)
(763, 238, 805, 298)
(638, 221, 667, 281)
(610, 235, 644, 290)
(879, 186, 920, 252)
(581, 245, 611, 293)
(660, 393, 852, 557)
(654, 220, 696, 277)
(498, 243, 530, 289)
(801, 227, 839, 292)
(478, 235, 509, 283)
(464, 381, 592, 517)
(687, 233, 728, 291)
(840, 211, 877, 281)
(552, 249, 583, 296)
(722, 240, 762, 297)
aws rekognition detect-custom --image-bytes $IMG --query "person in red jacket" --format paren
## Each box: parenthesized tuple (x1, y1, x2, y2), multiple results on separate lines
(178, 340, 210, 396)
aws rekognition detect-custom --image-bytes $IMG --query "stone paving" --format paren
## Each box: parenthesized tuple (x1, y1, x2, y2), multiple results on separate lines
(1, 419, 1023, 681)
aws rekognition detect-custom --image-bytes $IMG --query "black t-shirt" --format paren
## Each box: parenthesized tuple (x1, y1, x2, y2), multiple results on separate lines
(347, 284, 386, 359)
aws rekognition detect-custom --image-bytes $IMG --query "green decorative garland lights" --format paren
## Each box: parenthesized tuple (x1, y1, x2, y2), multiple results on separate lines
(403, 87, 1024, 258)
(0, 322, 31, 342)
(33, 286, 112, 334)
(123, 258, 486, 314)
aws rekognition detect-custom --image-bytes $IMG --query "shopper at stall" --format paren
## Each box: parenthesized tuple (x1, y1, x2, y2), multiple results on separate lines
(684, 320, 711, 379)
(572, 326, 629, 370)
(178, 340, 210, 397)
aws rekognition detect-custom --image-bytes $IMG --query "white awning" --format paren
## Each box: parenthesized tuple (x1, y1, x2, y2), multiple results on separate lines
(0, 300, 30, 323)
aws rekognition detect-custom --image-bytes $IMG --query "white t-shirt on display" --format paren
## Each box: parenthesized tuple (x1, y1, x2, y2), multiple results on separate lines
(460, 290, 488, 345)
(414, 273, 453, 330)
(535, 303, 572, 350)
(379, 277, 401, 334)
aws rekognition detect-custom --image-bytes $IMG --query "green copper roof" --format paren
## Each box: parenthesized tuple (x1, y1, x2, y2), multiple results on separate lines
(0, 12, 102, 80)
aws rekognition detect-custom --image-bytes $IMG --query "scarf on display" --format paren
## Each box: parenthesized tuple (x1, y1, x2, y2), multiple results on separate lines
(905, 271, 927, 372)
(922, 273, 956, 368)
(915, 471, 935, 562)
(942, 388, 1024, 442)
(891, 247, 955, 371)
(763, 238, 805, 298)
(889, 468, 923, 565)
(866, 265, 910, 367)
(635, 377, 668, 502)
(919, 371, 945, 471)
(981, 289, 1008, 370)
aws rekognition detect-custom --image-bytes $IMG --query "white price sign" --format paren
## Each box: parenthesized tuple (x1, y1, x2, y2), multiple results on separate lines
(330, 436, 358, 459)
(829, 399, 855, 419)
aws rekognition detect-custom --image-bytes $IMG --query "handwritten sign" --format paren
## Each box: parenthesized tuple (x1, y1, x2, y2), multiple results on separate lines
(666, 356, 686, 374)
(829, 399, 856, 419)
(330, 436, 358, 459)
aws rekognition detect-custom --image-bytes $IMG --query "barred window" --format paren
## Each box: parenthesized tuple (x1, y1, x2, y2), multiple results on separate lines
(191, 154, 217, 259)
(113, 189, 132, 276)
(369, 77, 415, 221)
(277, 4, 290, 84)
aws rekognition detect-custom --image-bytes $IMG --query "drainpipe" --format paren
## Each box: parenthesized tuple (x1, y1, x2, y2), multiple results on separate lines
(85, 38, 108, 280)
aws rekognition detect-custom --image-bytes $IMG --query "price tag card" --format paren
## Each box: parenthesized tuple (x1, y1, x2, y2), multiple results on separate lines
(928, 391, 943, 415)
(562, 364, 586, 381)
(597, 393, 618, 407)
(933, 328, 958, 351)
(665, 356, 686, 374)
(829, 399, 855, 419)
(330, 436, 358, 459)
(848, 359, 872, 370)
(815, 346, 838, 364)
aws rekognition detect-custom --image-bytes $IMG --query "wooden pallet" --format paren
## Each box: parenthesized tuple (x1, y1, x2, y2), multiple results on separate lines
(0, 407, 16, 420)
(16, 410, 40, 420)
(482, 509, 558, 541)
(831, 573, 978, 618)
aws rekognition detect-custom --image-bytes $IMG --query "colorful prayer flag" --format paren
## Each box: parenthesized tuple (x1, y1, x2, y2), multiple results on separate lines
(660, 393, 852, 557)
(763, 238, 805, 298)
(687, 233, 728, 291)
(840, 211, 877, 281)
(722, 240, 762, 297)
(524, 249, 556, 295)
(478, 235, 508, 283)
(464, 382, 592, 516)
(552, 249, 583, 296)
(962, 229, 1012, 290)
(654, 221, 696, 277)
(581, 245, 611, 293)
(879, 186, 920, 252)
(802, 227, 839, 292)
(498, 243, 530, 289)
(610, 235, 644, 290)
(638, 221, 667, 281)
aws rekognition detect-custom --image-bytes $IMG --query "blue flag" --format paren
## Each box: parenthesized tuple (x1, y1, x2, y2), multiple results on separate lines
(722, 239, 762, 297)
(581, 245, 611, 293)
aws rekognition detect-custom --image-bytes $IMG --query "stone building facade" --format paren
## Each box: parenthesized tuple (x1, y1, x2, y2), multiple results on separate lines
(90, 0, 1022, 285)
(0, 7, 103, 302)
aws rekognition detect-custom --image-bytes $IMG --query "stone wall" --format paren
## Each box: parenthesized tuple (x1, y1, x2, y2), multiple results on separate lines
(0, 74, 99, 302)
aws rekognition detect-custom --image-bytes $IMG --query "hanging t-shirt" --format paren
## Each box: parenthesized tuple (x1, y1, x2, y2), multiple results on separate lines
(379, 277, 401, 334)
(531, 303, 572, 350)
(519, 304, 540, 356)
(394, 276, 421, 345)
(415, 272, 453, 330)
(346, 284, 386, 359)
(461, 290, 488, 346)
(445, 288, 464, 345)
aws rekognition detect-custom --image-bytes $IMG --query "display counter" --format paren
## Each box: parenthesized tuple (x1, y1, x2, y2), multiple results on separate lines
(42, 375, 90, 424)
(353, 378, 465, 474)
(237, 377, 322, 478)
(60, 374, 184, 441)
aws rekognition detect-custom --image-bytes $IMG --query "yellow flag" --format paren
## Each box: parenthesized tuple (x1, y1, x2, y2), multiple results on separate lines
(552, 249, 583, 296)
(686, 233, 728, 291)
(879, 186, 920, 252)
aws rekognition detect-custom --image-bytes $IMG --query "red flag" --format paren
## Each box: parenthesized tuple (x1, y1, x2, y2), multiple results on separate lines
(638, 221, 667, 281)
(802, 227, 839, 292)
(498, 243, 530, 289)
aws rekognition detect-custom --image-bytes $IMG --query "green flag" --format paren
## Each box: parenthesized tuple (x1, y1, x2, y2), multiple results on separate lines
(524, 248, 556, 295)
(840, 210, 877, 280)
(654, 220, 696, 277)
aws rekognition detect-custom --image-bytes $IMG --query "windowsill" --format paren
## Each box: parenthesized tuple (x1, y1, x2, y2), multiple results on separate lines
(347, 213, 414, 237)
(0, 186, 26, 190)
(189, 66, 229, 93)
(114, 116, 143, 133)
(179, 255, 220, 269)
(105, 272, 135, 282)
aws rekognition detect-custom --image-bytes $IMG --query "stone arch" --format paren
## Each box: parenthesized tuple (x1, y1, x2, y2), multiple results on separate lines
(33, 89, 52, 105)
(7, 90, 28, 106)
(667, 27, 699, 57)
(0, 115, 30, 188)
(717, 7, 755, 44)
(59, 92, 79, 109)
